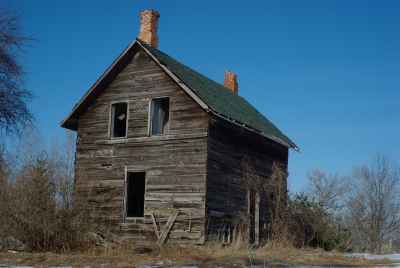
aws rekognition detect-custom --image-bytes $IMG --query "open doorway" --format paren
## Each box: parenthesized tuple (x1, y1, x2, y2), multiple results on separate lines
(126, 172, 146, 217)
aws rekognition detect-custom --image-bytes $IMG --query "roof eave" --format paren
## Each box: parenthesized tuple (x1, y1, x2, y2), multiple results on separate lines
(60, 39, 141, 131)
(261, 132, 300, 152)
(212, 111, 299, 152)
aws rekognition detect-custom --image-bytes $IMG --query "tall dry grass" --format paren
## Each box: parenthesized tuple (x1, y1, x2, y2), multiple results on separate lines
(0, 129, 108, 252)
(1, 241, 395, 268)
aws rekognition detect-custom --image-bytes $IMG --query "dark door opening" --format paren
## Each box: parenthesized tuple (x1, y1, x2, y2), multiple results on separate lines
(126, 172, 146, 217)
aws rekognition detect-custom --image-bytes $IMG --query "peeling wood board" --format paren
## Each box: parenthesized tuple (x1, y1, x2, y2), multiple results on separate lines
(151, 212, 160, 239)
(156, 209, 179, 246)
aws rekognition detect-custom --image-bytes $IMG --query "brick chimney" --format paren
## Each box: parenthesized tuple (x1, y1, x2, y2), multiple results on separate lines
(138, 9, 160, 49)
(222, 70, 238, 94)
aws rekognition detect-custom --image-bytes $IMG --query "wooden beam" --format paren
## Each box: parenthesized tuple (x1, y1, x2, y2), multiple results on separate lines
(143, 214, 203, 224)
(246, 189, 251, 242)
(151, 212, 160, 240)
(189, 210, 192, 232)
(255, 192, 260, 246)
(96, 132, 207, 145)
(156, 209, 179, 246)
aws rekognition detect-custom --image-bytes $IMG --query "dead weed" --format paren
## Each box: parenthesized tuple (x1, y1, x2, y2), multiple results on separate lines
(0, 243, 397, 267)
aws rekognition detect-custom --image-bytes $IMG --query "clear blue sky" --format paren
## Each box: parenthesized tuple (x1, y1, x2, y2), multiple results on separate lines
(9, 1, 399, 193)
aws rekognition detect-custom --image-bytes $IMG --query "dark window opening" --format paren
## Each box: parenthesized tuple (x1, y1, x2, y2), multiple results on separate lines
(126, 172, 146, 217)
(150, 98, 169, 135)
(110, 103, 127, 138)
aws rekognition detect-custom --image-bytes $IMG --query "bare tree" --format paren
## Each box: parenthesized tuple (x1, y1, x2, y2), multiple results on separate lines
(0, 4, 34, 135)
(48, 130, 76, 210)
(345, 152, 400, 253)
(305, 169, 348, 214)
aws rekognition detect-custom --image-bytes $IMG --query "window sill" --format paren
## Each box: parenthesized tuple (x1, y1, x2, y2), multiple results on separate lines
(123, 217, 144, 224)
(96, 132, 207, 145)
(109, 136, 127, 140)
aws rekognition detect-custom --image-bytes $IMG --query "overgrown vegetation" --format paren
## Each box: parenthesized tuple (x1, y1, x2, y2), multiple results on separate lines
(234, 154, 399, 253)
(235, 157, 351, 252)
(0, 129, 105, 252)
(290, 192, 350, 251)
(1, 128, 397, 256)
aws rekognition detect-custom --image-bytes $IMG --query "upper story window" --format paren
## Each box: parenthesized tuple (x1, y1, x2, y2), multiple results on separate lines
(149, 97, 169, 135)
(110, 102, 127, 138)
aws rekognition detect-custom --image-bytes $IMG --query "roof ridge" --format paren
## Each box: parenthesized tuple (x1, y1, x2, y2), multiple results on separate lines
(136, 39, 298, 151)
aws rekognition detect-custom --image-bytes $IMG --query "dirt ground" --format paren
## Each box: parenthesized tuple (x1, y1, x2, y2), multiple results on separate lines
(0, 244, 398, 268)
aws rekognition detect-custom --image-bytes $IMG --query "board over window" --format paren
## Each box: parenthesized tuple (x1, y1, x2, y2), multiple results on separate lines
(149, 97, 170, 135)
(125, 172, 146, 218)
(110, 102, 127, 138)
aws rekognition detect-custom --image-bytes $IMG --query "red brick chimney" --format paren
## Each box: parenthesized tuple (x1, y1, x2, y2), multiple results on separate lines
(138, 9, 160, 49)
(222, 70, 238, 94)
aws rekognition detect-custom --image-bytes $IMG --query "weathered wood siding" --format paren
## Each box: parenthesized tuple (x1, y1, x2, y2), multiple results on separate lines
(75, 47, 208, 244)
(205, 117, 288, 242)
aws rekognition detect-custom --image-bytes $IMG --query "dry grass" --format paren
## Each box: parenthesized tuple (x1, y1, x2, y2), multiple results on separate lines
(0, 243, 397, 268)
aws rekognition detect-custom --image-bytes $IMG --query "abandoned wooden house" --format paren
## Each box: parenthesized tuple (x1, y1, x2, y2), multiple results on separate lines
(61, 9, 299, 245)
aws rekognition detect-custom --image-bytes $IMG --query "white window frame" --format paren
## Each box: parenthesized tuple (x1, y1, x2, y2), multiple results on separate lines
(109, 101, 129, 139)
(148, 97, 170, 136)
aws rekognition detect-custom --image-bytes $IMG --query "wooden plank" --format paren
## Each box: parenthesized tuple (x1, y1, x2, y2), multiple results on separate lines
(204, 117, 289, 243)
(157, 209, 179, 246)
(189, 210, 192, 232)
(151, 212, 160, 239)
(145, 186, 206, 192)
(255, 192, 260, 246)
(95, 132, 207, 145)
(208, 118, 288, 164)
(169, 231, 202, 239)
(247, 189, 251, 242)
(143, 214, 203, 224)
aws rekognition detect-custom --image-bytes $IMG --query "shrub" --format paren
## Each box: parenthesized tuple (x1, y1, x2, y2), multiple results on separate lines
(289, 192, 351, 252)
(0, 130, 106, 252)
(0, 155, 95, 252)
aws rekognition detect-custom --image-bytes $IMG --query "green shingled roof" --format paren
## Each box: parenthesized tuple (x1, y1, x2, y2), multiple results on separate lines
(137, 39, 298, 150)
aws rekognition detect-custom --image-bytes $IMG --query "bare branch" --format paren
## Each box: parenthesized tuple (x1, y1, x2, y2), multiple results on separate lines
(0, 4, 35, 136)
(305, 168, 348, 214)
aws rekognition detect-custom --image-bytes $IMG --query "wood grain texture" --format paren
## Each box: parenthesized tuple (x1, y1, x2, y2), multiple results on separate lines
(75, 48, 208, 244)
(205, 116, 289, 243)
(157, 209, 179, 245)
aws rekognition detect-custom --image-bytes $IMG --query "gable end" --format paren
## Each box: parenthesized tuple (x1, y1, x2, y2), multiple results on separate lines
(60, 41, 142, 131)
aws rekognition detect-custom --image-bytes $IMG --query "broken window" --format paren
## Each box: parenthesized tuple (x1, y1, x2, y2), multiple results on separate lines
(149, 97, 170, 135)
(126, 172, 146, 217)
(110, 102, 127, 138)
